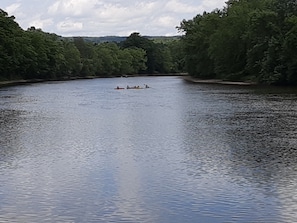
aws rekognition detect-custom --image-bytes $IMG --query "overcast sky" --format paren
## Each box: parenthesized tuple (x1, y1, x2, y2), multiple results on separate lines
(2, 0, 226, 37)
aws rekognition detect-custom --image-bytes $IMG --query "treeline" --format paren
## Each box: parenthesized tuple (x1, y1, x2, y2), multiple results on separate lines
(3, 0, 297, 85)
(0, 9, 185, 81)
(179, 0, 297, 85)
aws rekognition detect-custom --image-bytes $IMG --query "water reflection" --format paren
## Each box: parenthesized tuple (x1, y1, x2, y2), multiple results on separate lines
(181, 83, 297, 222)
(1, 79, 297, 222)
(0, 108, 25, 169)
(225, 88, 297, 181)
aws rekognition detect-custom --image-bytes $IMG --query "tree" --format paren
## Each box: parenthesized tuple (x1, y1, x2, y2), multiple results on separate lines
(94, 42, 120, 76)
(73, 37, 96, 76)
(167, 39, 186, 73)
(127, 47, 147, 73)
(118, 49, 134, 74)
(179, 12, 220, 78)
(121, 32, 156, 73)
(282, 16, 297, 84)
(0, 9, 25, 80)
(63, 40, 82, 77)
(153, 43, 173, 73)
(178, 0, 297, 85)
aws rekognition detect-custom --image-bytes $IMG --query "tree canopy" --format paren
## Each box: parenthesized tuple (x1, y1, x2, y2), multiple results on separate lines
(0, 12, 185, 82)
(179, 0, 297, 85)
(2, 0, 297, 85)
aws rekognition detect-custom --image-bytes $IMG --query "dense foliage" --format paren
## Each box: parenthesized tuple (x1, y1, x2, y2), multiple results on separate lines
(3, 0, 296, 85)
(0, 9, 185, 82)
(179, 0, 297, 85)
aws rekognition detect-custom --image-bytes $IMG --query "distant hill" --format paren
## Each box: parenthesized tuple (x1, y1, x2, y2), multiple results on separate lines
(64, 36, 126, 43)
(65, 36, 181, 44)
(146, 36, 181, 43)
(84, 36, 127, 43)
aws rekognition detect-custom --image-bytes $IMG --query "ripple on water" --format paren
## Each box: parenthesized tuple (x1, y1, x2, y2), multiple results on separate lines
(1, 78, 297, 222)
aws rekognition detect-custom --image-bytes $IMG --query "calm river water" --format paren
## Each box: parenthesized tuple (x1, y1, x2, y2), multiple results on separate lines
(1, 76, 297, 223)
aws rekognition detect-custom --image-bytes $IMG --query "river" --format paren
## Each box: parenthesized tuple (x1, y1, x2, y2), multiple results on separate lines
(1, 76, 297, 222)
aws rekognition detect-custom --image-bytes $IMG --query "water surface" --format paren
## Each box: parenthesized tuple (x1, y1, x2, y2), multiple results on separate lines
(1, 77, 297, 222)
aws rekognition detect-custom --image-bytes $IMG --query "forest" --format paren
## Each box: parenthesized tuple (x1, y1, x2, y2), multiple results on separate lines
(0, 9, 185, 82)
(179, 0, 297, 85)
(1, 0, 297, 85)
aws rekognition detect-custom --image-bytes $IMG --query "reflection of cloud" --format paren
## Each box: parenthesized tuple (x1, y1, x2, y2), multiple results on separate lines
(108, 109, 149, 220)
(278, 181, 297, 222)
(114, 146, 144, 220)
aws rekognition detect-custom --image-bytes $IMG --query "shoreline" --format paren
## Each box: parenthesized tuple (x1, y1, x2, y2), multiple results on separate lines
(0, 73, 188, 88)
(182, 75, 256, 86)
(0, 79, 44, 88)
(0, 77, 96, 88)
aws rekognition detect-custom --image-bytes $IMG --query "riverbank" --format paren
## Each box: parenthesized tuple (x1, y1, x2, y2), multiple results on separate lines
(0, 79, 44, 88)
(0, 73, 188, 88)
(182, 75, 256, 86)
(0, 77, 94, 88)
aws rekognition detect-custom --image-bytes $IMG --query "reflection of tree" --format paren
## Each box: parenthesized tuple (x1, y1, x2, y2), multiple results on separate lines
(226, 105, 297, 185)
(181, 85, 297, 189)
(0, 109, 24, 167)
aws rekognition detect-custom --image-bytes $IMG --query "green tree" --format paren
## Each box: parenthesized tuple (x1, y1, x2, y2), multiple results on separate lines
(94, 42, 120, 76)
(127, 47, 147, 73)
(121, 32, 156, 73)
(74, 37, 96, 76)
(208, 5, 250, 80)
(179, 0, 297, 85)
(63, 40, 82, 77)
(282, 16, 297, 84)
(179, 11, 220, 78)
(118, 49, 134, 74)
(153, 43, 173, 73)
(167, 39, 186, 73)
(25, 28, 51, 79)
(0, 9, 25, 80)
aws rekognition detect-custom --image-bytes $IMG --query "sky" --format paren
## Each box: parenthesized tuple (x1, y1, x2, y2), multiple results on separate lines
(2, 0, 226, 37)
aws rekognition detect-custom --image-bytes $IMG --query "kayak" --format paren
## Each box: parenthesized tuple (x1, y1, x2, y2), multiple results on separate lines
(127, 87, 143, 89)
(115, 85, 150, 90)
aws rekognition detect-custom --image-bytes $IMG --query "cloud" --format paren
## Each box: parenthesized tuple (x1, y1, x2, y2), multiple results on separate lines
(5, 3, 21, 15)
(48, 0, 164, 36)
(48, 0, 99, 17)
(156, 16, 177, 28)
(2, 0, 227, 36)
(4, 2, 27, 20)
(201, 0, 226, 12)
(165, 0, 203, 14)
(56, 19, 83, 33)
(28, 17, 54, 30)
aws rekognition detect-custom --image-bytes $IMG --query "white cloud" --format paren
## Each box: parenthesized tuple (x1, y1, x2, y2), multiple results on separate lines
(48, 0, 100, 18)
(28, 18, 53, 30)
(1, 0, 227, 36)
(155, 16, 177, 28)
(201, 0, 226, 12)
(165, 0, 203, 14)
(5, 3, 21, 15)
(56, 19, 83, 33)
(93, 2, 159, 21)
